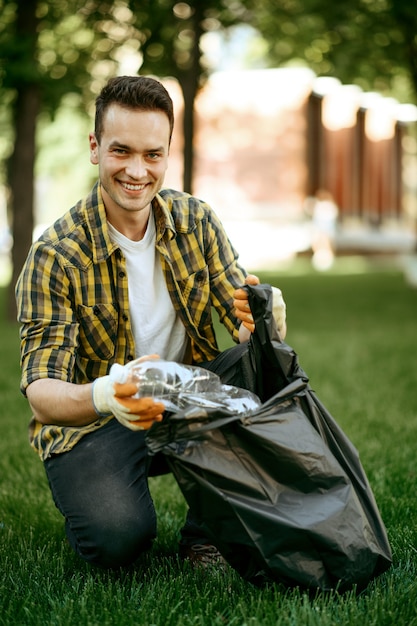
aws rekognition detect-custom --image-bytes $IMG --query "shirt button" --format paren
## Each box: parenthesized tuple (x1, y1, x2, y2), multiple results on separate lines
(127, 354, 134, 361)
(122, 313, 128, 322)
(119, 271, 125, 278)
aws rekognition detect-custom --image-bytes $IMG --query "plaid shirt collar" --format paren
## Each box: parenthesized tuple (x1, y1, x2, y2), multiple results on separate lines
(84, 182, 178, 262)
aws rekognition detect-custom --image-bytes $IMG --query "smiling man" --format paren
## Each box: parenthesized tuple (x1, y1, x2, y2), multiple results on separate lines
(15, 75, 287, 570)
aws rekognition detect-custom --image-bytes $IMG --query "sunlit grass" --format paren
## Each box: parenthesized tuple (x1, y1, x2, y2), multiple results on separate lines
(1, 263, 417, 625)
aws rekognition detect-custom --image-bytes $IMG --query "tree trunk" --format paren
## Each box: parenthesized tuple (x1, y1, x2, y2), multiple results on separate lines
(6, 0, 40, 321)
(6, 85, 40, 322)
(180, 75, 198, 195)
(178, 2, 204, 194)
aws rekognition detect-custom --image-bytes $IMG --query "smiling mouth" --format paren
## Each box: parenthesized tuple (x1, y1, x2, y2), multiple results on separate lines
(120, 182, 146, 191)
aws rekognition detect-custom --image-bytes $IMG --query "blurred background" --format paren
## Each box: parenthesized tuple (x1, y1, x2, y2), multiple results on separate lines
(1, 0, 417, 319)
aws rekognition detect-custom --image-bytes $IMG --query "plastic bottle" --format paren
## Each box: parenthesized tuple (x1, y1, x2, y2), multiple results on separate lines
(110, 359, 261, 414)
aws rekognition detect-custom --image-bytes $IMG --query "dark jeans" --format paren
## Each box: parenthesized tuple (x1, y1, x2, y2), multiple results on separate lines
(44, 342, 251, 569)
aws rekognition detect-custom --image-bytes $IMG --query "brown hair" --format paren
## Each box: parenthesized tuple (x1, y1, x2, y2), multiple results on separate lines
(94, 75, 174, 144)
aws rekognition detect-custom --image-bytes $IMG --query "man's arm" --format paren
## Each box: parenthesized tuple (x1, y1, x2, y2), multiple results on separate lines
(26, 378, 97, 427)
(26, 373, 165, 431)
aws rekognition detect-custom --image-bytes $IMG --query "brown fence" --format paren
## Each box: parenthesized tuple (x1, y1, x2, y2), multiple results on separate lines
(305, 83, 416, 226)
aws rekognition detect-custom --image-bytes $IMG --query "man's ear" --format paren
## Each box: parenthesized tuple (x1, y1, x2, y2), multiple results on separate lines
(89, 132, 99, 165)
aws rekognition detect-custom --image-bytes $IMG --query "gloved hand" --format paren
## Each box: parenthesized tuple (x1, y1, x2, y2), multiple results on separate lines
(271, 286, 287, 337)
(233, 275, 287, 337)
(233, 274, 260, 333)
(92, 356, 165, 431)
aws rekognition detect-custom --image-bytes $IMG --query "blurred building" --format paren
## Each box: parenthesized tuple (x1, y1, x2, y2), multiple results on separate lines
(164, 68, 417, 270)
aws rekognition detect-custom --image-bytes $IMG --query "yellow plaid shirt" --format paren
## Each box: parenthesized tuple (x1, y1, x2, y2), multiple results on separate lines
(16, 183, 247, 460)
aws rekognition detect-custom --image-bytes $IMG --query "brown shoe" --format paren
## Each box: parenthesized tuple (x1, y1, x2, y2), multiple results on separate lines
(179, 543, 227, 569)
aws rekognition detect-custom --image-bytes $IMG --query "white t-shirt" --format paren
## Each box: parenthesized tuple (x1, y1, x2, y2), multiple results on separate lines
(108, 214, 188, 362)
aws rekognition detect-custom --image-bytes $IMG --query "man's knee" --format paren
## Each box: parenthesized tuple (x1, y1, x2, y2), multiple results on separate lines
(67, 509, 157, 568)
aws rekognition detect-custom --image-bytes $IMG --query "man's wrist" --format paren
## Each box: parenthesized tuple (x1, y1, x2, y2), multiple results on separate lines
(92, 378, 112, 417)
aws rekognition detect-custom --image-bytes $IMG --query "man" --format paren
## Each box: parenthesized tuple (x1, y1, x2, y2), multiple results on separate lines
(16, 75, 286, 569)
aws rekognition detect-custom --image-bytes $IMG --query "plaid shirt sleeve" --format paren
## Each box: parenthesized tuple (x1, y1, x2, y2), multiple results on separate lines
(16, 238, 79, 392)
(15, 187, 130, 394)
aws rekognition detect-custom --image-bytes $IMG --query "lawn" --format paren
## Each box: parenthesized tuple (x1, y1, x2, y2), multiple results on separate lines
(1, 259, 417, 625)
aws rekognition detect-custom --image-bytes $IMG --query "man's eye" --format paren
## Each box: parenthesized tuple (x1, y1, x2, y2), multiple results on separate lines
(113, 148, 127, 155)
(147, 152, 161, 160)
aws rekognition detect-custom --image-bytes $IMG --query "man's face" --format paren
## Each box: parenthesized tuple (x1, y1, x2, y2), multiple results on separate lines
(89, 104, 170, 218)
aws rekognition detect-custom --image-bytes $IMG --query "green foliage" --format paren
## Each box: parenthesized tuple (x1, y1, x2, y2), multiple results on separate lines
(0, 0, 134, 122)
(2, 265, 417, 625)
(130, 0, 252, 82)
(248, 0, 417, 102)
(0, 0, 254, 119)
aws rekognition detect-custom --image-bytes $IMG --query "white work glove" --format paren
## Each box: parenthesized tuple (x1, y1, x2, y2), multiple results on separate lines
(92, 356, 165, 431)
(233, 276, 287, 337)
(271, 286, 286, 335)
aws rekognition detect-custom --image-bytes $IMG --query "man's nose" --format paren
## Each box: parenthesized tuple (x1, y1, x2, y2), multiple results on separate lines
(125, 156, 147, 178)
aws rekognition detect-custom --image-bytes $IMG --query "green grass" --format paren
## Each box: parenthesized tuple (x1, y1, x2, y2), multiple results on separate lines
(2, 260, 417, 625)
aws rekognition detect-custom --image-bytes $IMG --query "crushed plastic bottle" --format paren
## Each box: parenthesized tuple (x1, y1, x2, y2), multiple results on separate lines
(109, 359, 261, 415)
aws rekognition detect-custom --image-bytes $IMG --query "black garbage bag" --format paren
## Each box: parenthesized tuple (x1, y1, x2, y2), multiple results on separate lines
(146, 284, 392, 591)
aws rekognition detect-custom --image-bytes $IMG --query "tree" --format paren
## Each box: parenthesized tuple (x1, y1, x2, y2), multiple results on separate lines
(128, 0, 253, 193)
(0, 0, 137, 320)
(246, 0, 417, 103)
(1, 0, 40, 320)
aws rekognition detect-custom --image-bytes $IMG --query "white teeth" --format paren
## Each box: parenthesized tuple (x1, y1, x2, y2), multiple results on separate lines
(122, 182, 145, 191)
